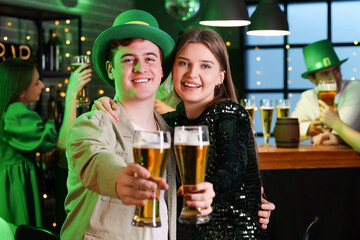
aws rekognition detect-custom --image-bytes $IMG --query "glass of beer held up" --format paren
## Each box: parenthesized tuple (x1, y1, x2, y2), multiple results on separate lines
(174, 125, 210, 224)
(317, 80, 337, 109)
(260, 99, 274, 146)
(276, 99, 290, 118)
(71, 55, 90, 106)
(131, 130, 171, 228)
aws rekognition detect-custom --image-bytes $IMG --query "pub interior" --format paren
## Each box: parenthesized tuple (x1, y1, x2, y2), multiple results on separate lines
(0, 0, 359, 239)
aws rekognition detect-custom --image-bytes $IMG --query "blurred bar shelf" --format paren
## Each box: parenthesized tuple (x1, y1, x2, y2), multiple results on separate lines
(258, 144, 360, 170)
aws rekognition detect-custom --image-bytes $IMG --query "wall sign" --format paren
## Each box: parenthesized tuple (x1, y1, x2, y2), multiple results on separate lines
(0, 42, 32, 62)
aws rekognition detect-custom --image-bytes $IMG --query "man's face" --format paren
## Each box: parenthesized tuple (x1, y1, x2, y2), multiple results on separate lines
(310, 65, 342, 91)
(106, 39, 163, 102)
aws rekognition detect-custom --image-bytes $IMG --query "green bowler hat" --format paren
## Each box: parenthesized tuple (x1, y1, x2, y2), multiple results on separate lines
(92, 9, 175, 88)
(301, 39, 348, 79)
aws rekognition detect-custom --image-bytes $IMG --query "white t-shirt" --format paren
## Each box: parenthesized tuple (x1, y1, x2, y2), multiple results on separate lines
(132, 122, 168, 240)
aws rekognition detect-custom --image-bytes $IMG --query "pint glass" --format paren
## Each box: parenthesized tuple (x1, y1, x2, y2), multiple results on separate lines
(260, 99, 274, 146)
(240, 98, 255, 121)
(174, 125, 210, 224)
(276, 99, 290, 118)
(72, 55, 90, 106)
(131, 130, 171, 227)
(317, 80, 337, 109)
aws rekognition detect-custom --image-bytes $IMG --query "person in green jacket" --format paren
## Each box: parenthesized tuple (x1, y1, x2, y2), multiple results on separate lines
(0, 57, 91, 228)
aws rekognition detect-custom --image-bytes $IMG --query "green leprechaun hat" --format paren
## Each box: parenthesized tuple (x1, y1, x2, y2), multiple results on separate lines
(301, 39, 348, 79)
(92, 9, 175, 88)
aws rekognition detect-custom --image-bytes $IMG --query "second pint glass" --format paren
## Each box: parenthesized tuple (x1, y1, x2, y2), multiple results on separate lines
(317, 80, 337, 109)
(72, 55, 90, 106)
(131, 130, 171, 227)
(174, 125, 210, 224)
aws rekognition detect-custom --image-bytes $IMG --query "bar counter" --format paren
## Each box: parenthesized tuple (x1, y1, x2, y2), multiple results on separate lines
(258, 144, 360, 240)
(258, 144, 360, 170)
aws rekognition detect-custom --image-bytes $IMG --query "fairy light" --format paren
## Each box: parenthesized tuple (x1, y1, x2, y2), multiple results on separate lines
(286, 44, 290, 50)
(256, 81, 261, 86)
(43, 194, 48, 199)
(226, 41, 231, 46)
(64, 28, 69, 33)
(67, 66, 71, 71)
(254, 46, 259, 50)
(288, 67, 293, 71)
(81, 36, 86, 41)
(45, 87, 50, 92)
(53, 222, 57, 227)
(86, 51, 91, 55)
(60, 92, 66, 97)
(98, 89, 104, 95)
(36, 152, 41, 157)
(3, 36, 8, 41)
(354, 41, 358, 45)
(66, 40, 71, 45)
(64, 79, 69, 84)
(65, 53, 70, 57)
(55, 20, 60, 25)
(26, 35, 31, 40)
(7, 22, 12, 27)
(58, 83, 63, 88)
(256, 57, 261, 61)
(66, 19, 71, 24)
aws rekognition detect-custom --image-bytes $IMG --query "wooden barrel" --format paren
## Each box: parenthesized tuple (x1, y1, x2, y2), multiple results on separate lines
(273, 118, 300, 148)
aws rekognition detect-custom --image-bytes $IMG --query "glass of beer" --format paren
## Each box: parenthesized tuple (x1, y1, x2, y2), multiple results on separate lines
(240, 98, 255, 122)
(131, 130, 171, 228)
(174, 125, 210, 224)
(260, 99, 274, 146)
(71, 55, 90, 106)
(317, 80, 337, 109)
(276, 99, 290, 118)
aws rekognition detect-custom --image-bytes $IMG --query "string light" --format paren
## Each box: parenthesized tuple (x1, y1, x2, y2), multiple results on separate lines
(288, 67, 293, 71)
(226, 41, 231, 46)
(66, 40, 71, 45)
(81, 36, 86, 41)
(286, 45, 290, 49)
(53, 222, 57, 227)
(256, 57, 261, 61)
(43, 194, 48, 199)
(3, 36, 8, 41)
(26, 35, 31, 40)
(354, 41, 358, 45)
(65, 53, 70, 57)
(64, 78, 69, 84)
(55, 20, 60, 25)
(67, 66, 71, 71)
(60, 92, 66, 97)
(64, 28, 69, 33)
(45, 87, 50, 92)
(58, 83, 63, 88)
(256, 81, 261, 86)
(98, 89, 104, 95)
(66, 19, 71, 24)
(86, 51, 91, 55)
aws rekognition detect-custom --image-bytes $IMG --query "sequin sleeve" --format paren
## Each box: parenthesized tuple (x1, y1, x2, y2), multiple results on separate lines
(205, 102, 256, 195)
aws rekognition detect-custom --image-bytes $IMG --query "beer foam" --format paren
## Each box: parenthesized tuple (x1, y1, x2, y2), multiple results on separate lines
(133, 142, 171, 149)
(174, 131, 209, 145)
(318, 82, 336, 91)
(260, 107, 274, 110)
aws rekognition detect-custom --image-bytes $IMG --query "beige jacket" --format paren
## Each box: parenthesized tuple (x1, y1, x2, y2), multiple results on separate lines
(61, 102, 177, 240)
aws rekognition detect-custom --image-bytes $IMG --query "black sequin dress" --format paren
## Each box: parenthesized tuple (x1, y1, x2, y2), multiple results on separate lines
(163, 100, 269, 240)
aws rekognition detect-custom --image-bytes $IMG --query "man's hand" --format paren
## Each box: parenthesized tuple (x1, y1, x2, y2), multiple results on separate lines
(116, 163, 168, 206)
(154, 99, 175, 114)
(307, 119, 324, 137)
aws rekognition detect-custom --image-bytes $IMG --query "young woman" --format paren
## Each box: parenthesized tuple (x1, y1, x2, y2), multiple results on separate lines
(94, 27, 273, 239)
(0, 58, 91, 227)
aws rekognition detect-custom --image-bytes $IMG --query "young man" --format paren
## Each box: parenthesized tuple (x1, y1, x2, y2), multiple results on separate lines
(60, 10, 214, 240)
(291, 39, 360, 143)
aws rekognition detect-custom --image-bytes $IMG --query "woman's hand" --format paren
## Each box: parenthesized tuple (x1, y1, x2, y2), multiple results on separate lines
(177, 182, 215, 216)
(67, 64, 92, 97)
(258, 187, 276, 229)
(92, 97, 119, 124)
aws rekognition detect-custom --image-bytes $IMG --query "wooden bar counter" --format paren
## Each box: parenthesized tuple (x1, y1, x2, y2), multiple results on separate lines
(258, 144, 360, 240)
(258, 144, 360, 170)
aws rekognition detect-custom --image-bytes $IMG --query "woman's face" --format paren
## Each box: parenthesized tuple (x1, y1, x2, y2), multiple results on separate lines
(172, 42, 225, 107)
(19, 68, 44, 105)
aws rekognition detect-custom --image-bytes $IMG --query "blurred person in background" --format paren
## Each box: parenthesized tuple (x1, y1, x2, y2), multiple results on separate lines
(0, 57, 91, 228)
